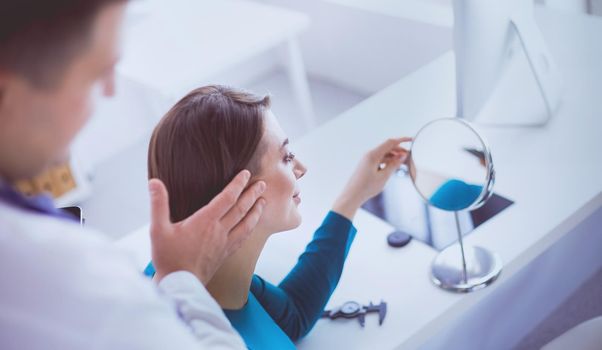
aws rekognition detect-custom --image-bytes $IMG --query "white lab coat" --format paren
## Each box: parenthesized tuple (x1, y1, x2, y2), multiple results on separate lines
(0, 201, 246, 349)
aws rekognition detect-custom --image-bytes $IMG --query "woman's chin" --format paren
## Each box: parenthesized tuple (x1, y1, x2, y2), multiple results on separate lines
(291, 216, 302, 229)
(292, 208, 303, 227)
(279, 213, 302, 232)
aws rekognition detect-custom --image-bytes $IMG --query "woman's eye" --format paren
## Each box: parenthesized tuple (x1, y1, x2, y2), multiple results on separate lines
(284, 152, 295, 163)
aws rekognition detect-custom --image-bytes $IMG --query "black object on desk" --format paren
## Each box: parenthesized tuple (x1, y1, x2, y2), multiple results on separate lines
(387, 230, 412, 247)
(322, 301, 387, 327)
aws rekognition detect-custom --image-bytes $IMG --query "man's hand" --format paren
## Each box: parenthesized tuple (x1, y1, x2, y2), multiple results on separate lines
(148, 170, 266, 285)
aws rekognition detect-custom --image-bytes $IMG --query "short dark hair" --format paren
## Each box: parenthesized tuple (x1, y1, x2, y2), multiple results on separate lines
(0, 0, 127, 88)
(148, 85, 270, 223)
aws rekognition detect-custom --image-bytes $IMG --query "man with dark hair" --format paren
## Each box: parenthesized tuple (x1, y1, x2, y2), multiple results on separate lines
(0, 1, 266, 348)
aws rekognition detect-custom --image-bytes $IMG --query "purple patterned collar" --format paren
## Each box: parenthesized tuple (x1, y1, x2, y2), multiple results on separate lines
(0, 179, 78, 222)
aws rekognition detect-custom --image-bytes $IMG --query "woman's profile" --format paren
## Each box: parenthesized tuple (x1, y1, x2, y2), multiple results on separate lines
(145, 85, 410, 349)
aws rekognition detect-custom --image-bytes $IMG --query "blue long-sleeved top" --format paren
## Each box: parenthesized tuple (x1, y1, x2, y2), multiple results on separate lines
(144, 211, 356, 349)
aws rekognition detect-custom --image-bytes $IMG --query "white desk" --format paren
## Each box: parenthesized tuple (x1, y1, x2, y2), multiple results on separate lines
(117, 7, 602, 349)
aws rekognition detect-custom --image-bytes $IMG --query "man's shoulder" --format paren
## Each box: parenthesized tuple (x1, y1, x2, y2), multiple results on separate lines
(0, 200, 106, 245)
(0, 203, 194, 350)
(0, 200, 155, 301)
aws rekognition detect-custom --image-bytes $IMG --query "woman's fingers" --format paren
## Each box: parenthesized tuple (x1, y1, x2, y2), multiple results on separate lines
(378, 152, 408, 172)
(385, 154, 406, 175)
(385, 147, 409, 158)
(370, 137, 412, 161)
(381, 153, 407, 163)
(389, 145, 409, 154)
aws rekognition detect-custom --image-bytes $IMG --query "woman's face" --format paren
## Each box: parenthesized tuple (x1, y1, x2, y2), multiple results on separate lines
(252, 110, 307, 234)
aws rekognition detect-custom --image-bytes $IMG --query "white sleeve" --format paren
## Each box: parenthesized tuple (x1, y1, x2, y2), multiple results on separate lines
(88, 266, 247, 350)
(158, 271, 247, 349)
(0, 217, 246, 350)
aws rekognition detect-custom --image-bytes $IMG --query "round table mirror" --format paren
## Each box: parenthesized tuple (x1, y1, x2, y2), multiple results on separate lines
(408, 118, 502, 292)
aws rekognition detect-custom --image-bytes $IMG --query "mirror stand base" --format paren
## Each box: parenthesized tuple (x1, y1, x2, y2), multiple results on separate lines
(431, 245, 503, 293)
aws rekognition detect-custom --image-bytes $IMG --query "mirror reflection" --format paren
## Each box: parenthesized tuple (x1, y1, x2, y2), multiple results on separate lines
(409, 118, 490, 212)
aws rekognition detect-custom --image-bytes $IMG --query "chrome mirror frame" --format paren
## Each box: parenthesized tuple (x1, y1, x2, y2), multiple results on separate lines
(408, 118, 502, 293)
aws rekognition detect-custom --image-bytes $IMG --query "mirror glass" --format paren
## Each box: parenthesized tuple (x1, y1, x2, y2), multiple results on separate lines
(408, 118, 493, 212)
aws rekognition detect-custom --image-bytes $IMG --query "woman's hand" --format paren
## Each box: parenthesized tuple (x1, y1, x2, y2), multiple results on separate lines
(332, 137, 412, 220)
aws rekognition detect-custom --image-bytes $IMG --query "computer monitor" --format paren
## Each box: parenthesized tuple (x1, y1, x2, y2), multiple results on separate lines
(453, 0, 562, 126)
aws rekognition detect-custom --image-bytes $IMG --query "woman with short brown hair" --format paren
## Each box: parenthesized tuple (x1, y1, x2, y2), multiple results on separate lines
(146, 85, 410, 349)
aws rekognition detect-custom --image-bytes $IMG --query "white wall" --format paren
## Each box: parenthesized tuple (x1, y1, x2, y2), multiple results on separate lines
(539, 0, 602, 15)
(257, 0, 453, 95)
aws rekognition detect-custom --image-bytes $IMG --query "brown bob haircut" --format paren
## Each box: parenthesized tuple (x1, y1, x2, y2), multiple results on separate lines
(148, 85, 271, 223)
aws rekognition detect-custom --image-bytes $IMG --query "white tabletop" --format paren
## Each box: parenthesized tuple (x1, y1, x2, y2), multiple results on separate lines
(116, 6, 602, 349)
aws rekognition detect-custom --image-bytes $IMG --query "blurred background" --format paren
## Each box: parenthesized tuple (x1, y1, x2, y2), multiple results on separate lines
(71, 0, 602, 238)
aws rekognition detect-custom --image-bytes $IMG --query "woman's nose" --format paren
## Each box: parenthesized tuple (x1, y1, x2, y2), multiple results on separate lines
(294, 159, 307, 179)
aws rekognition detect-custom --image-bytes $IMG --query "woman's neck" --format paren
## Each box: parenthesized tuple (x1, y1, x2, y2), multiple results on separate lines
(205, 228, 270, 310)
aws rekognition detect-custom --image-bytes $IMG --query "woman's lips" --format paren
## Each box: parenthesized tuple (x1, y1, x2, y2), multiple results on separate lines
(293, 192, 301, 204)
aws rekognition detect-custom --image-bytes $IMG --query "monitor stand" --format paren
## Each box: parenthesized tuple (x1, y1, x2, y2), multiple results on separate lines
(470, 8, 563, 127)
